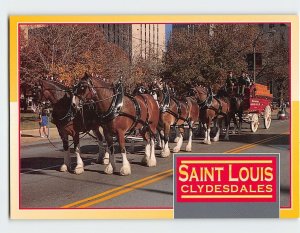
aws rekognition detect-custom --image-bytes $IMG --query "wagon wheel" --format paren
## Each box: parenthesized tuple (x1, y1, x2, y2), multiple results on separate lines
(264, 105, 272, 129)
(250, 113, 259, 132)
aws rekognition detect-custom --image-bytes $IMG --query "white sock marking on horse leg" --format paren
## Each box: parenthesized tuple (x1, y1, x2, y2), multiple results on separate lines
(60, 151, 71, 172)
(74, 147, 84, 175)
(157, 133, 162, 148)
(207, 127, 212, 144)
(173, 133, 183, 152)
(103, 149, 110, 165)
(174, 128, 179, 143)
(104, 146, 115, 174)
(203, 124, 208, 144)
(147, 138, 157, 167)
(142, 142, 151, 165)
(162, 141, 170, 157)
(120, 151, 131, 176)
(186, 129, 193, 151)
(212, 127, 220, 142)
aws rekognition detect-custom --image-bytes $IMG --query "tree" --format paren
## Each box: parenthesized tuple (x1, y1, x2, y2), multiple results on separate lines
(20, 24, 130, 85)
(164, 24, 274, 92)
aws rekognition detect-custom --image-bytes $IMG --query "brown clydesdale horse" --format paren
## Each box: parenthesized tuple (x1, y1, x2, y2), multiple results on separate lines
(35, 79, 108, 174)
(193, 85, 233, 144)
(150, 80, 200, 157)
(72, 73, 160, 176)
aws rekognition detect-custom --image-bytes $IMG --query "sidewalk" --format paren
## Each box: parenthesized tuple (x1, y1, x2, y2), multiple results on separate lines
(20, 128, 61, 144)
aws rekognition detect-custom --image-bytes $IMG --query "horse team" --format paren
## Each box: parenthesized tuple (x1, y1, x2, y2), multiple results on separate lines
(34, 73, 240, 176)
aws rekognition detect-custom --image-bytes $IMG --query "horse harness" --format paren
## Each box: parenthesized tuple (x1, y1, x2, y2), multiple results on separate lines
(197, 88, 225, 116)
(81, 80, 153, 136)
(159, 86, 191, 127)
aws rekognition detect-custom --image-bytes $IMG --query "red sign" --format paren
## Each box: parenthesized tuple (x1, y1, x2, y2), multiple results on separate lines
(176, 156, 277, 202)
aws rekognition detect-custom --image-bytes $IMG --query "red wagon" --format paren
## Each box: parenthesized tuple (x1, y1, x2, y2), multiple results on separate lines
(240, 83, 273, 132)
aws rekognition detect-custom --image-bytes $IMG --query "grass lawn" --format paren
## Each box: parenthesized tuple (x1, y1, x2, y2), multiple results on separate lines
(20, 113, 56, 130)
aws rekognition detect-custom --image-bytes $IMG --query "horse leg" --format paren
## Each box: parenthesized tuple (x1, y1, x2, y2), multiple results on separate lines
(174, 127, 180, 143)
(224, 116, 230, 141)
(104, 134, 116, 175)
(160, 129, 165, 149)
(142, 132, 157, 167)
(118, 131, 131, 176)
(142, 135, 151, 165)
(238, 112, 243, 134)
(173, 127, 184, 152)
(203, 120, 212, 144)
(185, 122, 194, 151)
(212, 119, 220, 142)
(74, 133, 84, 175)
(203, 123, 208, 144)
(93, 129, 109, 165)
(161, 123, 171, 157)
(59, 131, 71, 172)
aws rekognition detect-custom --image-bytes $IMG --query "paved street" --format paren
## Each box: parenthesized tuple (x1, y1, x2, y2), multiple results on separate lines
(20, 117, 290, 209)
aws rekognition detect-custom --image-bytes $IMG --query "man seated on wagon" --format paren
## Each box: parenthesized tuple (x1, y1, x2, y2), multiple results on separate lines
(237, 70, 248, 96)
(225, 70, 237, 94)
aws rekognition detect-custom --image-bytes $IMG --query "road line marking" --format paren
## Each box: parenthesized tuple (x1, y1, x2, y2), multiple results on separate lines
(78, 172, 173, 208)
(61, 132, 288, 208)
(61, 169, 172, 208)
(226, 134, 287, 153)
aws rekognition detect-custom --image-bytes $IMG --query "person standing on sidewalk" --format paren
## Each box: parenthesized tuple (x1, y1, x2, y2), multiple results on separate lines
(39, 109, 49, 138)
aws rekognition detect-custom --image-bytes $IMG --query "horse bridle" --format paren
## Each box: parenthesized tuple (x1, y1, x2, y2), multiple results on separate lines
(194, 86, 210, 108)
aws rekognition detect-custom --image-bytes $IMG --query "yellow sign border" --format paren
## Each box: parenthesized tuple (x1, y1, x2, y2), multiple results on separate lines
(10, 15, 299, 219)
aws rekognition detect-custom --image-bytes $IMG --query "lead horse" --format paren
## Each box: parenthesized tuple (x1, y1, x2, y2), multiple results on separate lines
(35, 79, 109, 174)
(72, 73, 160, 176)
(193, 85, 232, 144)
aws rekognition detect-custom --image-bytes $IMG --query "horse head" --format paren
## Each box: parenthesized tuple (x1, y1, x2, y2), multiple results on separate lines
(72, 72, 97, 109)
(193, 85, 209, 103)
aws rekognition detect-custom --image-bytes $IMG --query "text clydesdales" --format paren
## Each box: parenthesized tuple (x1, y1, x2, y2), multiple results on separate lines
(176, 156, 277, 202)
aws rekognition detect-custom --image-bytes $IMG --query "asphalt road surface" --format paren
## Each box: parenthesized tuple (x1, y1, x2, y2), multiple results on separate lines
(20, 117, 290, 209)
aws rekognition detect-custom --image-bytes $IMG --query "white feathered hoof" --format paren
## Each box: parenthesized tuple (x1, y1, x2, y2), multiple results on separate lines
(212, 137, 219, 142)
(74, 165, 84, 175)
(147, 158, 157, 167)
(204, 140, 211, 145)
(104, 163, 114, 175)
(60, 164, 68, 172)
(185, 145, 192, 152)
(161, 148, 170, 158)
(120, 164, 131, 176)
(173, 146, 181, 153)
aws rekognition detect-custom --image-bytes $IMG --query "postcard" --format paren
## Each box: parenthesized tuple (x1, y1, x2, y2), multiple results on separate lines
(10, 15, 299, 219)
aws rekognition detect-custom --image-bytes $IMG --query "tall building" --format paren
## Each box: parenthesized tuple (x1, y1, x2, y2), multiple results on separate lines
(99, 24, 132, 59)
(131, 24, 166, 60)
(100, 24, 166, 61)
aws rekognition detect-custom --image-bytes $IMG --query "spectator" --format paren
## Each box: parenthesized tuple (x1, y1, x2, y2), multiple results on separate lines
(39, 109, 49, 138)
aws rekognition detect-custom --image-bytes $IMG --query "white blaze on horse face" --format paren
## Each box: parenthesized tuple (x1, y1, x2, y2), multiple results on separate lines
(72, 95, 81, 109)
